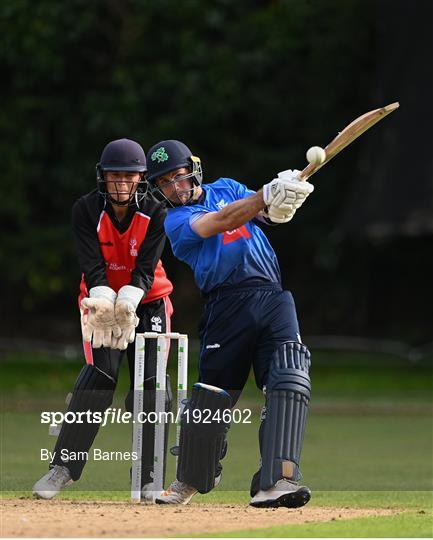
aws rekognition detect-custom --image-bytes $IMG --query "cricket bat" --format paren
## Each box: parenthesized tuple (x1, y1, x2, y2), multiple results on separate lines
(299, 102, 400, 181)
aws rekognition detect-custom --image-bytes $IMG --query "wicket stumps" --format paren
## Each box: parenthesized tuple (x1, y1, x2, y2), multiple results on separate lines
(131, 332, 188, 503)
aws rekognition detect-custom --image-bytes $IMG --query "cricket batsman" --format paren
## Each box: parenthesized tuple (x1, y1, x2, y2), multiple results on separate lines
(33, 139, 173, 501)
(145, 140, 314, 508)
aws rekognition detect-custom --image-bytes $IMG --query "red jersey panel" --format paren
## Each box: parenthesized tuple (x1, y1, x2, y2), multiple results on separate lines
(80, 210, 172, 303)
(222, 225, 251, 245)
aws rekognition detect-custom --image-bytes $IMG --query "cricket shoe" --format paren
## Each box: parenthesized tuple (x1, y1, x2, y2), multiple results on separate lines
(250, 478, 311, 508)
(140, 483, 162, 504)
(156, 474, 221, 505)
(32, 465, 73, 499)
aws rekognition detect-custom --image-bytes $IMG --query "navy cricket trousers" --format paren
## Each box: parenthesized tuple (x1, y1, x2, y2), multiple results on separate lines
(198, 282, 301, 405)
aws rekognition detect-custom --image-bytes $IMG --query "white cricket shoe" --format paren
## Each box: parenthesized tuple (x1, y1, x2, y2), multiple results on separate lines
(32, 465, 73, 499)
(156, 474, 221, 505)
(250, 478, 311, 508)
(140, 483, 163, 504)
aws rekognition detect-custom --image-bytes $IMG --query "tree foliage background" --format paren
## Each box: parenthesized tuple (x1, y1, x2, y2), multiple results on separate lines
(1, 0, 431, 343)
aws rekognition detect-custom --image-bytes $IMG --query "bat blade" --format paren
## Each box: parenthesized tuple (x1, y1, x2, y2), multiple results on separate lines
(299, 102, 399, 181)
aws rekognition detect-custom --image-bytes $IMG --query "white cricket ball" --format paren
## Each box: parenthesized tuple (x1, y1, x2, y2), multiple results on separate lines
(306, 146, 326, 165)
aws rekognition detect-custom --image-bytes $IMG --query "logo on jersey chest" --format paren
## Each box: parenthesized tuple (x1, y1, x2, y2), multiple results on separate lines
(216, 198, 228, 209)
(151, 316, 162, 332)
(222, 225, 251, 245)
(108, 262, 128, 271)
(129, 238, 138, 257)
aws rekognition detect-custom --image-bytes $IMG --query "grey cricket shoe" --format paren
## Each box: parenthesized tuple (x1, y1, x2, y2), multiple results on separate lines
(155, 479, 198, 505)
(156, 474, 221, 505)
(32, 465, 73, 499)
(141, 482, 163, 504)
(250, 478, 311, 508)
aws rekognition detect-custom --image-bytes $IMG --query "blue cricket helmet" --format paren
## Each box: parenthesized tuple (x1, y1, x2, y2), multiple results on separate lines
(146, 140, 203, 187)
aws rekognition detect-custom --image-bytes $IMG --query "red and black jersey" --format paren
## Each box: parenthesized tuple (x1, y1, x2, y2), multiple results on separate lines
(72, 189, 173, 304)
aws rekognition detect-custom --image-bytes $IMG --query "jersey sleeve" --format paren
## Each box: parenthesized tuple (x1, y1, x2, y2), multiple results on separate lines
(130, 205, 167, 293)
(219, 178, 268, 227)
(71, 198, 108, 289)
(164, 208, 204, 263)
(220, 178, 256, 199)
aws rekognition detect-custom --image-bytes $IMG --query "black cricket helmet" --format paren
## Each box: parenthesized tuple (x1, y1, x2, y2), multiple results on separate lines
(96, 138, 147, 206)
(146, 140, 203, 206)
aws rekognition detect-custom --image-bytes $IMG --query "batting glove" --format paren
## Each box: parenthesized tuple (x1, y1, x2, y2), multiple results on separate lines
(80, 286, 120, 348)
(265, 205, 296, 224)
(277, 169, 314, 209)
(112, 285, 144, 350)
(263, 170, 314, 212)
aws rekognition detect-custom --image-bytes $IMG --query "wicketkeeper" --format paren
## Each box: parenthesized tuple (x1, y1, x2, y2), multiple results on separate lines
(145, 140, 314, 508)
(33, 139, 174, 501)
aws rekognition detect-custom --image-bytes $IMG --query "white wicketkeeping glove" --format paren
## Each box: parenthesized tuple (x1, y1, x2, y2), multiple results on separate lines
(80, 286, 120, 348)
(111, 285, 144, 350)
(263, 169, 314, 212)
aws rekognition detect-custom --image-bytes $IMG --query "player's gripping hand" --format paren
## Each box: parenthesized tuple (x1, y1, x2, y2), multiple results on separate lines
(80, 286, 120, 348)
(111, 285, 144, 350)
(263, 169, 314, 212)
(278, 169, 315, 210)
(265, 205, 295, 224)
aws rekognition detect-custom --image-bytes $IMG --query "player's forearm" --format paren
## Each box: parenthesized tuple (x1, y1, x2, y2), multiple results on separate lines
(71, 203, 108, 288)
(192, 191, 266, 238)
(214, 191, 265, 230)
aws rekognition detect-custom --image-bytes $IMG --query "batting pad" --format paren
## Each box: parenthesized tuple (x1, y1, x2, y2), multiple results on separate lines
(177, 383, 232, 493)
(51, 364, 116, 480)
(260, 341, 311, 490)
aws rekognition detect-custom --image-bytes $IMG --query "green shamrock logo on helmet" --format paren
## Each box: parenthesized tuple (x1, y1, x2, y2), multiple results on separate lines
(151, 147, 169, 163)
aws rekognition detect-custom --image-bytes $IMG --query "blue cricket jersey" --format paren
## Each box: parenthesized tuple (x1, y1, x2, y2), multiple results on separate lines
(164, 178, 281, 294)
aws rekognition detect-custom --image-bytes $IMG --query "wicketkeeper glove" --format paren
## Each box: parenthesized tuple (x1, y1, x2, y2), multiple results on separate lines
(80, 286, 120, 348)
(111, 285, 144, 350)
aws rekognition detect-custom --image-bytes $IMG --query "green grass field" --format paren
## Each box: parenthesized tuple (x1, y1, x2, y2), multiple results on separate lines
(1, 349, 432, 537)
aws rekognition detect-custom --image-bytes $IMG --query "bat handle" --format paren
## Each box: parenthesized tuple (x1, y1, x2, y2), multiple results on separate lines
(298, 163, 316, 182)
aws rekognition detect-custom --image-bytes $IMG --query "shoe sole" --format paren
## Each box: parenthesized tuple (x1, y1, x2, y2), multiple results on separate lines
(155, 497, 193, 505)
(32, 491, 57, 500)
(155, 490, 198, 505)
(250, 487, 311, 509)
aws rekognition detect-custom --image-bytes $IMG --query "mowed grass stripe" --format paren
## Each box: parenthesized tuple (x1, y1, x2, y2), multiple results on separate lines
(200, 511, 432, 538)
